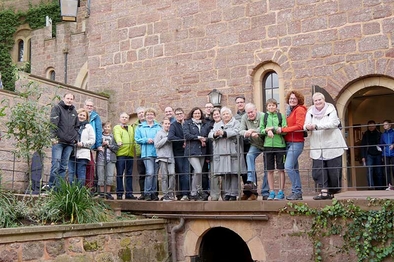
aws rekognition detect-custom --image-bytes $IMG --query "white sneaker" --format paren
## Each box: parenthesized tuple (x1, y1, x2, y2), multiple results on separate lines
(180, 195, 189, 201)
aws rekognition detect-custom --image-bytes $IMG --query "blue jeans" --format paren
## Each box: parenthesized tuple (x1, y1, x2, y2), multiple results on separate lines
(68, 156, 89, 186)
(143, 157, 159, 197)
(116, 156, 134, 196)
(285, 142, 304, 194)
(366, 154, 383, 188)
(49, 143, 74, 188)
(174, 155, 190, 196)
(246, 146, 268, 196)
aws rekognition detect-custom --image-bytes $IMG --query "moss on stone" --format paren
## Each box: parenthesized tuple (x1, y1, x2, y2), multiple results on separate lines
(118, 247, 131, 262)
(154, 243, 166, 261)
(120, 237, 131, 248)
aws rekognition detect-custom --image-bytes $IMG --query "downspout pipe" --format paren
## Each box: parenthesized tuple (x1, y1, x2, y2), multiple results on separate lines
(63, 48, 69, 84)
(171, 217, 185, 262)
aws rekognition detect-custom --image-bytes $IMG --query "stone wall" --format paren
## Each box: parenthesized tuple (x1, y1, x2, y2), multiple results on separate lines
(0, 219, 168, 262)
(85, 0, 394, 113)
(0, 73, 109, 192)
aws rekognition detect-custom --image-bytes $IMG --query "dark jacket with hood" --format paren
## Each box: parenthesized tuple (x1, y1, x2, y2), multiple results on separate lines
(50, 100, 79, 144)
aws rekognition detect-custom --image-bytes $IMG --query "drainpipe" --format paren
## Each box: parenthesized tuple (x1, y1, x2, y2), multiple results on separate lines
(63, 48, 69, 84)
(171, 217, 185, 262)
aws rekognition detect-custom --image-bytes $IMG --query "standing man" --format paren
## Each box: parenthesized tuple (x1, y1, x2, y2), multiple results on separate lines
(113, 112, 137, 200)
(83, 99, 103, 189)
(361, 120, 383, 189)
(234, 96, 249, 184)
(239, 103, 269, 200)
(380, 120, 394, 188)
(49, 93, 79, 188)
(168, 108, 190, 200)
(131, 107, 147, 200)
(202, 102, 214, 199)
(164, 106, 176, 123)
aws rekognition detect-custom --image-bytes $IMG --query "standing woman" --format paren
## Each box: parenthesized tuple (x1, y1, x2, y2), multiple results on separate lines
(183, 107, 211, 201)
(209, 107, 246, 201)
(135, 108, 162, 201)
(68, 108, 96, 186)
(278, 91, 307, 200)
(207, 108, 222, 200)
(304, 92, 347, 200)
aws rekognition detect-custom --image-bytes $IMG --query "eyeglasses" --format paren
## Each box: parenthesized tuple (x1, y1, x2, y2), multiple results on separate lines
(205, 106, 214, 109)
(236, 101, 245, 104)
(175, 113, 184, 115)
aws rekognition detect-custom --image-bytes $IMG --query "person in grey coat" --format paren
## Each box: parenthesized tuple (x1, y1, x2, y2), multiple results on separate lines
(209, 107, 246, 201)
(155, 117, 176, 201)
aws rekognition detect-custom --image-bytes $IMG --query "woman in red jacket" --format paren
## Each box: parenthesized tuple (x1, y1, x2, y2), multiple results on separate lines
(277, 90, 307, 200)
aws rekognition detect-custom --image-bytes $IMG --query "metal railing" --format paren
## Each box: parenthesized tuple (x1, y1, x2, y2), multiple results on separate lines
(1, 123, 393, 198)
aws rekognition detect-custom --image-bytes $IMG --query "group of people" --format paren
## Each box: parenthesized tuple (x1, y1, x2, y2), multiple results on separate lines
(361, 120, 394, 189)
(48, 90, 393, 202)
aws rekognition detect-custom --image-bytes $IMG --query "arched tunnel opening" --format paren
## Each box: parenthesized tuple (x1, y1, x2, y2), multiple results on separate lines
(198, 227, 253, 262)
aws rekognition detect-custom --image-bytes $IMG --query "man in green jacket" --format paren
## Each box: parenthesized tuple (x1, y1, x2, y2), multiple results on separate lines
(113, 112, 136, 200)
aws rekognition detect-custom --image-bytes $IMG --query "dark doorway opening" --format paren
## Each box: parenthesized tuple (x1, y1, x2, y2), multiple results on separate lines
(199, 227, 253, 262)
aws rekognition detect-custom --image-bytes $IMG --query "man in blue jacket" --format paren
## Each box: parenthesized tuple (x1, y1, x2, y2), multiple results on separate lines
(381, 120, 394, 187)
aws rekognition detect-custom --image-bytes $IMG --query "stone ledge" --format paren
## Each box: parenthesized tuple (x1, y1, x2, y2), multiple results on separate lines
(0, 219, 166, 244)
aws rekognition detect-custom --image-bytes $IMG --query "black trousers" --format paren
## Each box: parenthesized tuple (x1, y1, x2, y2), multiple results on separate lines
(312, 156, 342, 194)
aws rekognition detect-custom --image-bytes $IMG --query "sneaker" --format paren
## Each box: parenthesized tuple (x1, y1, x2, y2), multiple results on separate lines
(267, 191, 275, 200)
(138, 194, 145, 200)
(224, 195, 231, 201)
(274, 190, 285, 200)
(286, 192, 303, 200)
(180, 195, 189, 201)
(262, 195, 268, 200)
(117, 194, 123, 200)
(162, 195, 173, 202)
(144, 194, 152, 201)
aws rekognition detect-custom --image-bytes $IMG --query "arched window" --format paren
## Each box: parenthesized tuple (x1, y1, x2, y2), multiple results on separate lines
(46, 68, 56, 81)
(18, 40, 24, 62)
(252, 63, 284, 113)
(50, 70, 56, 81)
(262, 71, 280, 109)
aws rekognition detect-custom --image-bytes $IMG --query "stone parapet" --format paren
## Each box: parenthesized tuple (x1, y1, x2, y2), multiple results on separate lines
(0, 219, 168, 262)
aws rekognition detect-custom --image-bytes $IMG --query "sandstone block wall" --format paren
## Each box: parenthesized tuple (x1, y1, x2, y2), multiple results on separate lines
(0, 220, 168, 262)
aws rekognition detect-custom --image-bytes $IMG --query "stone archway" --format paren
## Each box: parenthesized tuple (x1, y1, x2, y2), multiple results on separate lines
(74, 61, 88, 89)
(336, 76, 394, 189)
(198, 227, 253, 262)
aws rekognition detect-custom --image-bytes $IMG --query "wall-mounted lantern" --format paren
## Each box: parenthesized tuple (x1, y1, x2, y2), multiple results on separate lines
(59, 0, 80, 22)
(208, 89, 222, 107)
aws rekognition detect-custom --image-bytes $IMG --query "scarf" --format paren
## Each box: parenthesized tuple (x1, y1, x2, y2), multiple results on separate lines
(311, 103, 328, 119)
(192, 118, 202, 132)
(78, 120, 89, 141)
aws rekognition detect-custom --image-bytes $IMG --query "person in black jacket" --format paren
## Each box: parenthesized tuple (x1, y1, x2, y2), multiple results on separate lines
(168, 108, 190, 201)
(183, 107, 211, 201)
(48, 93, 79, 189)
(361, 120, 383, 189)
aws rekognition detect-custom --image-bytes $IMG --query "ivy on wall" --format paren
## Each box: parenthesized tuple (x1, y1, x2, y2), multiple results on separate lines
(282, 199, 394, 262)
(0, 0, 61, 91)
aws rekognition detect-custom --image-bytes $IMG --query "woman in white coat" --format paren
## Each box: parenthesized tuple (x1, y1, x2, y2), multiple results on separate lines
(68, 108, 95, 186)
(304, 92, 347, 200)
(209, 107, 246, 201)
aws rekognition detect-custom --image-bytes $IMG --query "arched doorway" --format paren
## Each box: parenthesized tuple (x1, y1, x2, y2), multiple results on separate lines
(198, 227, 253, 262)
(337, 76, 394, 189)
